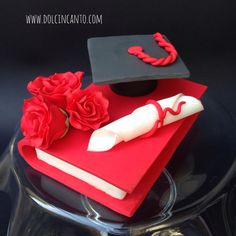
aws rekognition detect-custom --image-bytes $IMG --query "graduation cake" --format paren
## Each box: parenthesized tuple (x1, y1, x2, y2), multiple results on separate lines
(18, 32, 207, 217)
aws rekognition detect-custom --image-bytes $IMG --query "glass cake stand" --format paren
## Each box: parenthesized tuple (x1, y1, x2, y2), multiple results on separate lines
(0, 130, 177, 236)
(0, 94, 236, 236)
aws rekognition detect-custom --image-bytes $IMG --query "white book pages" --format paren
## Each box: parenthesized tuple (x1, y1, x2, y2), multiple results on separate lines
(36, 148, 127, 200)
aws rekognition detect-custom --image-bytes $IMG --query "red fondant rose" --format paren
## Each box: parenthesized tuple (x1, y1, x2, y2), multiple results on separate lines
(66, 89, 109, 131)
(27, 71, 84, 108)
(21, 96, 69, 149)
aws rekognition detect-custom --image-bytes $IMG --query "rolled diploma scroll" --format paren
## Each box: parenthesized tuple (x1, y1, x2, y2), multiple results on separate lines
(88, 93, 204, 152)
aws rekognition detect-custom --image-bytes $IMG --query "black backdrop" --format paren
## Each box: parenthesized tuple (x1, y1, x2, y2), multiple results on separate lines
(0, 0, 236, 154)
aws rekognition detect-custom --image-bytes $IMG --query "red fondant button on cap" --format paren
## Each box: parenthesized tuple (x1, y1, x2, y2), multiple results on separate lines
(128, 46, 143, 55)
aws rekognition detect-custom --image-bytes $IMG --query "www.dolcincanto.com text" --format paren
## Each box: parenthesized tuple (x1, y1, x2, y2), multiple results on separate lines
(25, 14, 103, 24)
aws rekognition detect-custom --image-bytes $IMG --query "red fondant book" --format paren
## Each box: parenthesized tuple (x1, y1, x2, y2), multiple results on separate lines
(18, 79, 207, 217)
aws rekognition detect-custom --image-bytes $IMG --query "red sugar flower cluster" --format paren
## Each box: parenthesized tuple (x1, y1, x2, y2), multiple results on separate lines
(21, 71, 109, 149)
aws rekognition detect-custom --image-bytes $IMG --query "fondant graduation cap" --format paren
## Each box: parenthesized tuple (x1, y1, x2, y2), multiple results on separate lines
(88, 33, 190, 96)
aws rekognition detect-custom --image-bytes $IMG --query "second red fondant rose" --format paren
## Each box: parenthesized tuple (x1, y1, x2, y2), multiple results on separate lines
(27, 71, 84, 109)
(66, 89, 109, 131)
(21, 96, 69, 149)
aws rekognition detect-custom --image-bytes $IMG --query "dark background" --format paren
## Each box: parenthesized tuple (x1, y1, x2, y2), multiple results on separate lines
(0, 0, 236, 234)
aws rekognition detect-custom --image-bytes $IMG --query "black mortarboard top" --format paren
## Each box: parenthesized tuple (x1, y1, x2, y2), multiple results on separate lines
(87, 33, 190, 96)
